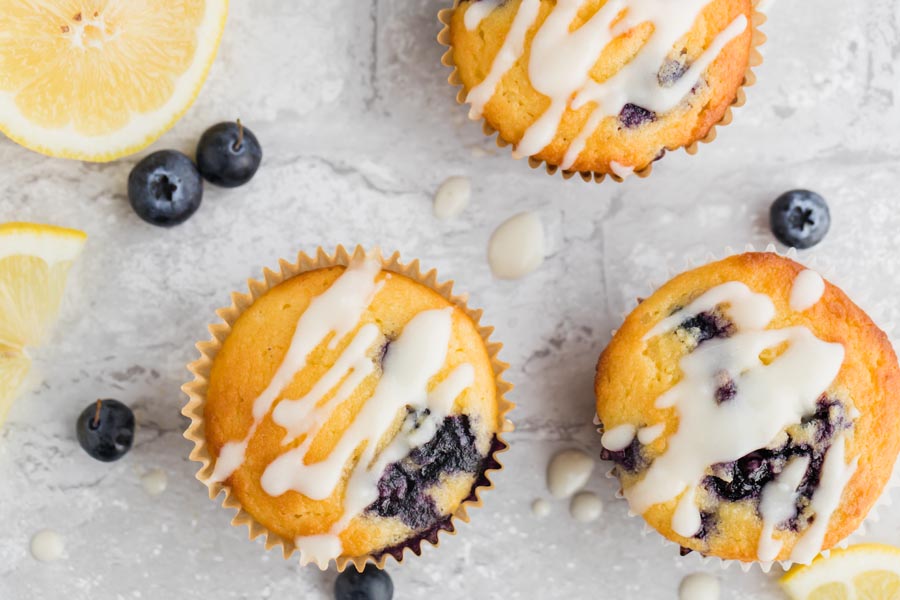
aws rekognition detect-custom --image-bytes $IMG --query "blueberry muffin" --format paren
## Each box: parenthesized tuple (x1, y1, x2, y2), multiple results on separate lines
(184, 251, 509, 568)
(444, 0, 758, 179)
(595, 253, 900, 564)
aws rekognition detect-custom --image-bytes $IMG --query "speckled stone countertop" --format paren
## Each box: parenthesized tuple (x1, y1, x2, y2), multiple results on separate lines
(2, 1, 900, 599)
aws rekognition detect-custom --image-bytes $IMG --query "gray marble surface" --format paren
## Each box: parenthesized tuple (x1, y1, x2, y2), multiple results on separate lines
(2, 1, 900, 598)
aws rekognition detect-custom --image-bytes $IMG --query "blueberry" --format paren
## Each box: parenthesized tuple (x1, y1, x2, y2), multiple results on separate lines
(679, 311, 734, 345)
(619, 104, 656, 128)
(335, 565, 393, 600)
(600, 436, 644, 473)
(128, 150, 203, 227)
(367, 415, 482, 530)
(76, 399, 135, 462)
(196, 120, 262, 188)
(770, 190, 830, 249)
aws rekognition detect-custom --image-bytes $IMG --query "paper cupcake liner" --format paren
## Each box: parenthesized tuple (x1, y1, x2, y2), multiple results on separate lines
(594, 244, 900, 572)
(438, 1, 768, 183)
(181, 245, 515, 572)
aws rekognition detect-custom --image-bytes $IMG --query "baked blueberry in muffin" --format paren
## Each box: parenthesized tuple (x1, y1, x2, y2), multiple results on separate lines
(188, 252, 509, 568)
(595, 253, 900, 563)
(446, 0, 758, 178)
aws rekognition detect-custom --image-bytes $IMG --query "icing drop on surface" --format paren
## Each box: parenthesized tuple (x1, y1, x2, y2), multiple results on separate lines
(637, 423, 665, 445)
(464, 0, 503, 30)
(31, 530, 64, 562)
(679, 573, 720, 600)
(531, 498, 551, 518)
(627, 282, 846, 539)
(466, 0, 542, 119)
(433, 176, 471, 219)
(141, 468, 168, 497)
(569, 491, 604, 523)
(757, 455, 810, 562)
(488, 211, 545, 280)
(468, 0, 749, 166)
(789, 434, 858, 564)
(210, 255, 384, 484)
(547, 449, 595, 499)
(601, 423, 636, 451)
(609, 161, 635, 179)
(790, 270, 825, 312)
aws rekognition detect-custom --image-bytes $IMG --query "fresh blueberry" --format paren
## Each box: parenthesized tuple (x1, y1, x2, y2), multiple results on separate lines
(76, 399, 135, 462)
(196, 120, 263, 188)
(770, 190, 830, 249)
(128, 150, 203, 227)
(619, 103, 656, 128)
(334, 564, 393, 600)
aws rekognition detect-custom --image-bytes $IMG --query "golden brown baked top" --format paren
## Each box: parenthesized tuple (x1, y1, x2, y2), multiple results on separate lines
(595, 253, 900, 563)
(449, 0, 754, 176)
(204, 258, 501, 565)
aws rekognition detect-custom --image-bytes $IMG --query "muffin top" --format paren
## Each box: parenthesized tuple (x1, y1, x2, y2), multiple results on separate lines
(449, 0, 754, 176)
(595, 253, 900, 563)
(203, 256, 501, 566)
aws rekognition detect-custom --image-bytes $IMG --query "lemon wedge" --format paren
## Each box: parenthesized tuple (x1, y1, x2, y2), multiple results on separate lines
(0, 222, 86, 424)
(0, 0, 228, 162)
(781, 544, 900, 600)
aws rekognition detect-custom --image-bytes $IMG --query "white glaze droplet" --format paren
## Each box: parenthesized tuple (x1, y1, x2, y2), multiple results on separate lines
(679, 573, 720, 600)
(31, 530, 64, 562)
(757, 455, 810, 562)
(790, 434, 858, 563)
(628, 282, 846, 539)
(756, 0, 776, 12)
(547, 449, 595, 499)
(601, 423, 636, 451)
(637, 423, 665, 445)
(141, 468, 168, 497)
(434, 176, 471, 219)
(790, 270, 825, 312)
(488, 212, 545, 280)
(569, 491, 603, 523)
(464, 0, 503, 30)
(531, 498, 551, 518)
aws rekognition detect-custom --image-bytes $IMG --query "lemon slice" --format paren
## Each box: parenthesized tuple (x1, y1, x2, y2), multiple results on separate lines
(781, 544, 900, 600)
(0, 222, 85, 425)
(0, 0, 228, 162)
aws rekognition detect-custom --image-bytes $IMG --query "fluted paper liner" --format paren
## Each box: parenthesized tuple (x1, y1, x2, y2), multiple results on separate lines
(437, 1, 768, 183)
(594, 244, 900, 572)
(182, 245, 514, 572)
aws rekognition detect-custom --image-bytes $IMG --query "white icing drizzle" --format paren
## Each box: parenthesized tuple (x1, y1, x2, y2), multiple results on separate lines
(466, 0, 749, 167)
(608, 161, 635, 179)
(281, 308, 472, 567)
(464, 0, 503, 30)
(628, 282, 846, 542)
(466, 0, 542, 119)
(637, 423, 665, 445)
(790, 270, 825, 313)
(210, 256, 384, 484)
(790, 434, 858, 564)
(756, 0, 775, 13)
(757, 455, 810, 562)
(601, 423, 636, 452)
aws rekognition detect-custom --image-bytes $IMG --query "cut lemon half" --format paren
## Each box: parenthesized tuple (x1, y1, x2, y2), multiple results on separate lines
(0, 222, 85, 425)
(0, 0, 228, 162)
(780, 544, 900, 600)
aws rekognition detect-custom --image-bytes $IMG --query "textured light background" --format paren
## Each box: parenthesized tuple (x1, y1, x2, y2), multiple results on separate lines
(2, 1, 899, 599)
